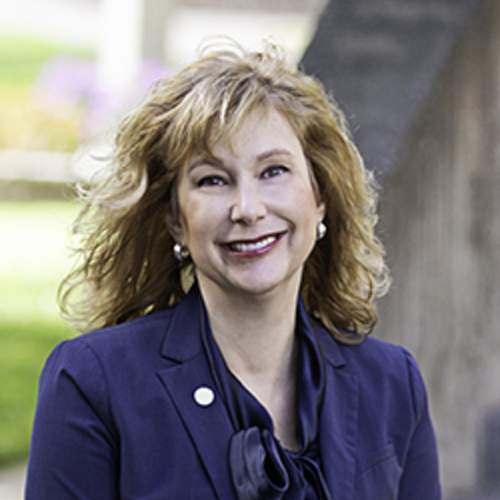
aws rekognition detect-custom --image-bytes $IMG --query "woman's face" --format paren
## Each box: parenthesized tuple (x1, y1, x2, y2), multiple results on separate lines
(175, 107, 325, 300)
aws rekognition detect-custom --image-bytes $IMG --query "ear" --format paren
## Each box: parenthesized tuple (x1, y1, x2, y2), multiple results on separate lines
(165, 212, 185, 245)
(305, 159, 326, 222)
(316, 200, 326, 223)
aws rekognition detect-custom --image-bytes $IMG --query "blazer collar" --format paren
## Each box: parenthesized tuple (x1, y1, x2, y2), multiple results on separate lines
(160, 284, 205, 362)
(301, 306, 347, 369)
(161, 285, 348, 365)
(161, 283, 350, 365)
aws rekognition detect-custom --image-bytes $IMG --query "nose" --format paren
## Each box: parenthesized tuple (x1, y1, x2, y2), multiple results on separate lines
(229, 179, 267, 225)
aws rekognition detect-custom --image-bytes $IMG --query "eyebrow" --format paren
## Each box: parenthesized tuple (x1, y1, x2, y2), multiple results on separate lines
(188, 148, 294, 172)
(187, 157, 223, 172)
(256, 148, 293, 162)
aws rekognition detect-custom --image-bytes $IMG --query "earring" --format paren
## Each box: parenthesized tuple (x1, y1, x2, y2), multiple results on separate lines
(173, 243, 189, 261)
(317, 221, 327, 241)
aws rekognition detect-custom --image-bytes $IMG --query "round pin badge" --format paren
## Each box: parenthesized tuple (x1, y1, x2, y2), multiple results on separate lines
(193, 386, 215, 407)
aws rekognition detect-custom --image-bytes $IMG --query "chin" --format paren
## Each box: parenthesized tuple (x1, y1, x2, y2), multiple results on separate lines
(226, 270, 301, 298)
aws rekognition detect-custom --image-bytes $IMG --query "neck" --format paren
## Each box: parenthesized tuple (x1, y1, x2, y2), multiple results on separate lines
(197, 278, 299, 378)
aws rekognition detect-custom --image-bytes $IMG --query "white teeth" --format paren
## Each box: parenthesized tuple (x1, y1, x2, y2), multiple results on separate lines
(229, 235, 277, 252)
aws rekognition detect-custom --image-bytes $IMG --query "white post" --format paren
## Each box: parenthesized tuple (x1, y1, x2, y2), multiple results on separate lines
(97, 0, 143, 96)
(78, 0, 174, 181)
(97, 0, 175, 95)
(141, 0, 176, 61)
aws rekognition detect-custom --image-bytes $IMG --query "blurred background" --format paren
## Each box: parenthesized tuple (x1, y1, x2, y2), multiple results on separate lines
(1, 1, 499, 499)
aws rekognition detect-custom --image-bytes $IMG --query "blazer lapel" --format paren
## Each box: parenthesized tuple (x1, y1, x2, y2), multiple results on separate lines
(317, 330, 359, 500)
(156, 287, 236, 500)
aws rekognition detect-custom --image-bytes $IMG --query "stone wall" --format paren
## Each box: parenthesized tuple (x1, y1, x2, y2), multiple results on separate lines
(302, 0, 482, 177)
(376, 0, 500, 493)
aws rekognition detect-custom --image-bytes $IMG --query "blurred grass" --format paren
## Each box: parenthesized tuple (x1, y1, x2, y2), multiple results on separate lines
(0, 201, 79, 465)
(0, 35, 92, 86)
(0, 36, 60, 85)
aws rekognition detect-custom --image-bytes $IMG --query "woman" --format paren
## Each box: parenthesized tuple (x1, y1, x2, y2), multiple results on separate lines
(26, 40, 441, 499)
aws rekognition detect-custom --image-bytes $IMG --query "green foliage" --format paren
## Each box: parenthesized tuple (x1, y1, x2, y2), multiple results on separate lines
(0, 35, 92, 87)
(0, 201, 79, 465)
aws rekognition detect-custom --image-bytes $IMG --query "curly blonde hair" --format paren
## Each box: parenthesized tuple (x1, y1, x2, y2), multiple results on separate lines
(60, 39, 390, 342)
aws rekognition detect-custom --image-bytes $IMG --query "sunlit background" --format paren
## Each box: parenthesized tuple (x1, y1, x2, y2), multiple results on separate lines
(0, 1, 325, 498)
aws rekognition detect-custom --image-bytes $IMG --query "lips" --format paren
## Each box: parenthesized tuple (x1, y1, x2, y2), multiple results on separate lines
(223, 232, 285, 255)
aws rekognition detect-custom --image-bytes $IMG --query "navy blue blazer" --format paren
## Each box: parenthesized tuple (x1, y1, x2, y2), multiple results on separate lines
(26, 288, 441, 499)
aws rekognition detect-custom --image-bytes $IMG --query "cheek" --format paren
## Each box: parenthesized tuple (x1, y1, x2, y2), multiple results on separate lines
(296, 185, 322, 224)
(177, 185, 204, 242)
(179, 197, 225, 247)
(180, 203, 204, 242)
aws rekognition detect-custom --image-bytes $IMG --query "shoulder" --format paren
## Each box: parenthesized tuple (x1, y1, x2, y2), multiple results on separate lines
(316, 325, 427, 416)
(319, 319, 414, 368)
(340, 335, 415, 375)
(43, 308, 176, 381)
(316, 322, 412, 372)
(37, 307, 181, 422)
(71, 307, 174, 349)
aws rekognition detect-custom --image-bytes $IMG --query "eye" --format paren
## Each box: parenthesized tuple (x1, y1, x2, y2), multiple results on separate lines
(262, 165, 289, 179)
(197, 175, 227, 187)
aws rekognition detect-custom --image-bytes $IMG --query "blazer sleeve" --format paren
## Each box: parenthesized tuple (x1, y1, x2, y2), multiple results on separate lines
(398, 349, 441, 500)
(26, 340, 120, 500)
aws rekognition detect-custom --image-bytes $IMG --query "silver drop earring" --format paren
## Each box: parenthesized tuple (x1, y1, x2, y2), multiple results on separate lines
(173, 243, 189, 261)
(317, 221, 327, 241)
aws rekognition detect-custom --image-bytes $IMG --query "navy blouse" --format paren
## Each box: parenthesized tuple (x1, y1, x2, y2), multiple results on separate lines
(199, 296, 333, 500)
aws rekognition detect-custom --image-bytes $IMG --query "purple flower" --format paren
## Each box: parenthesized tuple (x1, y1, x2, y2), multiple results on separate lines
(34, 56, 171, 140)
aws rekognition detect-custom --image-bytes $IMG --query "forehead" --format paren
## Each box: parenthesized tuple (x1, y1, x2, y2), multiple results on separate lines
(223, 107, 301, 153)
(198, 105, 299, 159)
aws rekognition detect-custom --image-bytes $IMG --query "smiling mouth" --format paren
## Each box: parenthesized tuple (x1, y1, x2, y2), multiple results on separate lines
(224, 233, 285, 253)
